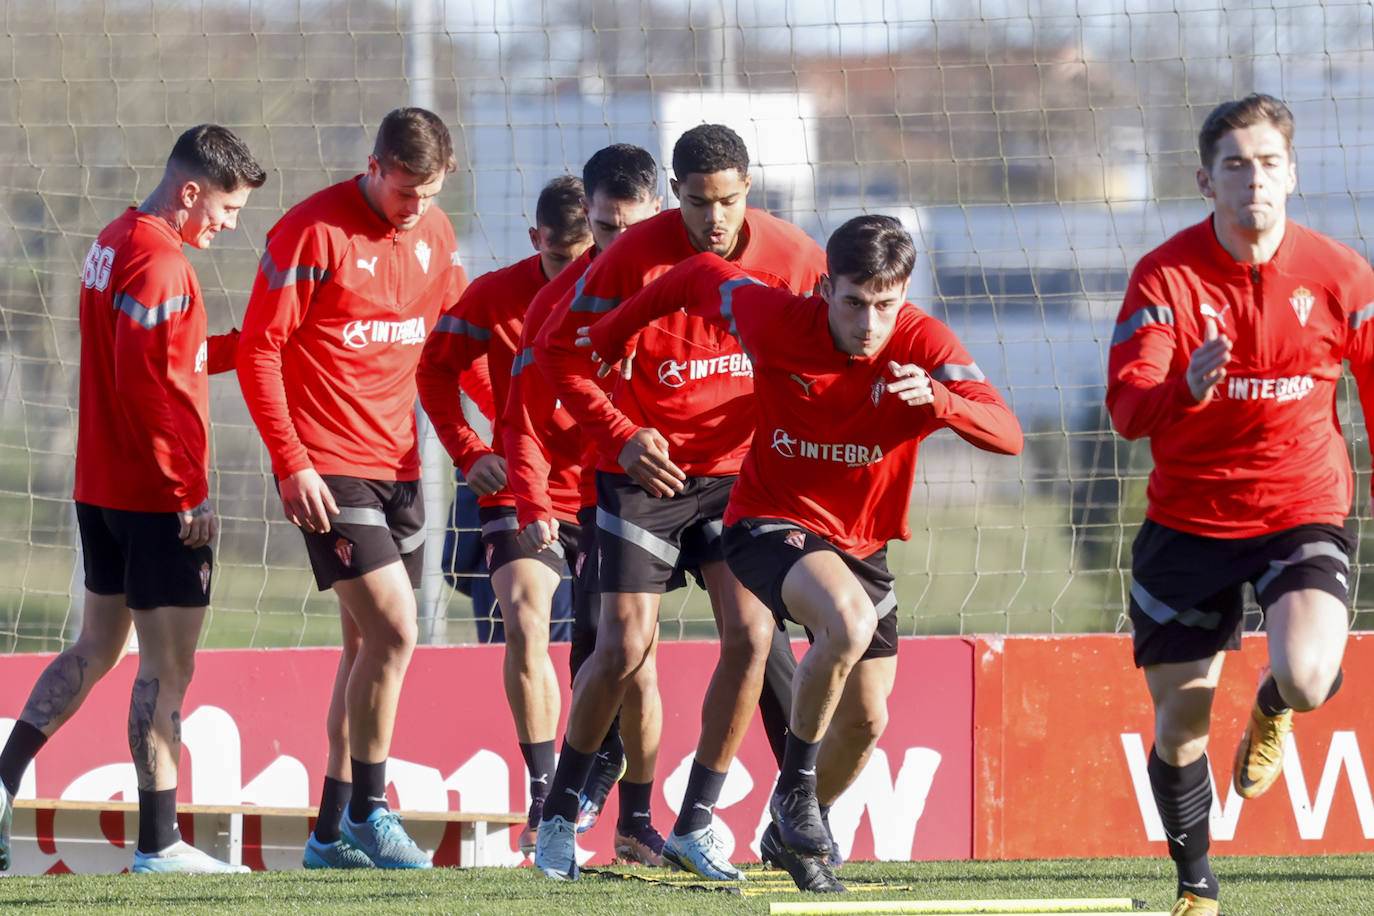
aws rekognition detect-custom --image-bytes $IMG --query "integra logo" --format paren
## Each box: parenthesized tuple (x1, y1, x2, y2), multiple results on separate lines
(342, 317, 428, 350)
(1223, 374, 1315, 404)
(770, 427, 884, 467)
(656, 352, 753, 388)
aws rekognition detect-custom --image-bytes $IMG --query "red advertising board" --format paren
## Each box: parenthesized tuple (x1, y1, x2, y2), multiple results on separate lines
(0, 636, 974, 873)
(7, 632, 1367, 873)
(976, 633, 1374, 858)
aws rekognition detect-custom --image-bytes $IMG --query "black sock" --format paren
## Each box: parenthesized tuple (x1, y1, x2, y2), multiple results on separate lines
(1256, 674, 1289, 717)
(348, 759, 388, 824)
(582, 725, 625, 804)
(0, 721, 48, 797)
(136, 787, 180, 854)
(313, 777, 351, 844)
(1326, 667, 1345, 703)
(543, 740, 596, 823)
(777, 734, 821, 795)
(1258, 667, 1344, 716)
(759, 628, 796, 768)
(617, 779, 654, 834)
(673, 760, 727, 835)
(520, 740, 556, 804)
(1148, 747, 1219, 901)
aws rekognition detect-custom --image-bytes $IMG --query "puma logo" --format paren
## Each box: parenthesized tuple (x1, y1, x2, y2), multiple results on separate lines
(357, 256, 378, 276)
(790, 373, 816, 395)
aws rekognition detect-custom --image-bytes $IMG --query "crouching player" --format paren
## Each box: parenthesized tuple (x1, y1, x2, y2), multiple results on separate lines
(581, 215, 1023, 890)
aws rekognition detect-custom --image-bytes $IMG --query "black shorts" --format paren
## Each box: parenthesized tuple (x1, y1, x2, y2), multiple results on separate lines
(297, 476, 425, 591)
(723, 518, 899, 661)
(594, 471, 727, 594)
(76, 502, 214, 610)
(479, 505, 580, 576)
(1129, 519, 1353, 667)
(570, 506, 599, 677)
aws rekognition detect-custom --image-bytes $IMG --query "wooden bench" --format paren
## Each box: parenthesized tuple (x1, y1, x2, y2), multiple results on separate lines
(12, 798, 526, 872)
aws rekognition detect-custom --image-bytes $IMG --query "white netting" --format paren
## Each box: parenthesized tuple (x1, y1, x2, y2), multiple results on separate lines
(3, 0, 1373, 650)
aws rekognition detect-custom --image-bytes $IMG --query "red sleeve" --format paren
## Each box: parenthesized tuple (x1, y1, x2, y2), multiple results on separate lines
(207, 328, 238, 374)
(112, 262, 206, 505)
(585, 253, 749, 360)
(460, 355, 495, 421)
(502, 337, 558, 529)
(1344, 273, 1374, 504)
(236, 221, 333, 479)
(1106, 259, 1208, 441)
(416, 292, 497, 474)
(534, 274, 640, 461)
(924, 361, 1024, 457)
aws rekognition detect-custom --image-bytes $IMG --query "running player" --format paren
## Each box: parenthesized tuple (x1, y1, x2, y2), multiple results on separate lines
(1107, 94, 1374, 916)
(579, 214, 1022, 891)
(0, 125, 264, 874)
(417, 174, 591, 857)
(503, 144, 665, 864)
(532, 124, 827, 881)
(238, 107, 466, 870)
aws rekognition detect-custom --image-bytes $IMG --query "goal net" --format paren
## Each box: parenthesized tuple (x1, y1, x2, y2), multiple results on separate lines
(3, 0, 1373, 651)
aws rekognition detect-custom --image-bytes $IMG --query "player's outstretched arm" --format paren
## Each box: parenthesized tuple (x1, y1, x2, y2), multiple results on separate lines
(910, 362, 1024, 456)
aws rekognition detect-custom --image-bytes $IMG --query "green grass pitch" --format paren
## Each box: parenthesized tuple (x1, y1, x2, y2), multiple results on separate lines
(1, 856, 1370, 915)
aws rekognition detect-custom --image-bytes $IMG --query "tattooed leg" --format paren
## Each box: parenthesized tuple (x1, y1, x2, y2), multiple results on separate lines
(128, 678, 161, 790)
(18, 591, 132, 736)
(21, 655, 89, 731)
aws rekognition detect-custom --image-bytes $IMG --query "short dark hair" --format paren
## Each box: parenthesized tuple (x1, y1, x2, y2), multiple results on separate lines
(373, 107, 455, 178)
(1198, 93, 1294, 170)
(535, 174, 590, 245)
(826, 215, 916, 287)
(583, 144, 658, 202)
(671, 124, 749, 181)
(167, 124, 266, 192)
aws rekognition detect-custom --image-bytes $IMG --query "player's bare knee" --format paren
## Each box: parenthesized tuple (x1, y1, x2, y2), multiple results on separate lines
(829, 599, 877, 660)
(1275, 667, 1333, 712)
(1153, 717, 1210, 764)
(836, 702, 887, 747)
(719, 615, 774, 666)
(595, 635, 652, 682)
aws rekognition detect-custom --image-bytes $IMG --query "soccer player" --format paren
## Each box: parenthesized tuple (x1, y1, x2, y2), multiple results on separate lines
(502, 143, 666, 864)
(1106, 94, 1374, 916)
(416, 174, 591, 856)
(579, 215, 1022, 891)
(237, 107, 466, 870)
(0, 125, 264, 874)
(532, 124, 827, 881)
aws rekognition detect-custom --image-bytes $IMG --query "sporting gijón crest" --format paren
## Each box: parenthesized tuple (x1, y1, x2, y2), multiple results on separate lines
(199, 562, 211, 594)
(1289, 285, 1315, 326)
(334, 537, 354, 567)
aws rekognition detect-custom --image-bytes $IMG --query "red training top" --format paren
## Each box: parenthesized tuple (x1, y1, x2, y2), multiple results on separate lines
(75, 208, 238, 513)
(1107, 217, 1374, 538)
(503, 249, 595, 528)
(417, 252, 546, 508)
(238, 177, 468, 482)
(588, 252, 1024, 556)
(535, 207, 825, 476)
